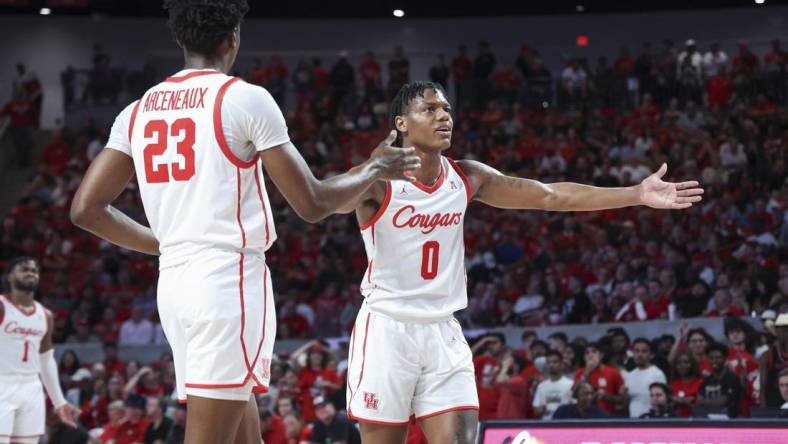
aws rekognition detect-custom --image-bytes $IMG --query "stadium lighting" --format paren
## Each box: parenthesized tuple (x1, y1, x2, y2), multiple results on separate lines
(393, 9, 405, 18)
(576, 4, 585, 12)
(754, 0, 765, 4)
(39, 7, 51, 15)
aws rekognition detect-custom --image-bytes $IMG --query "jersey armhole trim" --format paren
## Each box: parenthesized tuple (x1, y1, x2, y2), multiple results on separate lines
(127, 99, 141, 146)
(0, 298, 4, 325)
(214, 77, 259, 169)
(359, 181, 392, 230)
(447, 157, 472, 205)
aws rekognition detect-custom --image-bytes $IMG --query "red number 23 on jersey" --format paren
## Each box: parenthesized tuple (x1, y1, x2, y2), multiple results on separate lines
(143, 118, 196, 183)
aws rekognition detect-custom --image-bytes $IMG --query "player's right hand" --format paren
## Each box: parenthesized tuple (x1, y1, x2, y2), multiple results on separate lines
(370, 130, 421, 181)
(57, 403, 80, 428)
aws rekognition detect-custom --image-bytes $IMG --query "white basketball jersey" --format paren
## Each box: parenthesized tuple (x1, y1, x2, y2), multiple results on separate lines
(126, 71, 277, 268)
(360, 156, 470, 321)
(0, 295, 47, 375)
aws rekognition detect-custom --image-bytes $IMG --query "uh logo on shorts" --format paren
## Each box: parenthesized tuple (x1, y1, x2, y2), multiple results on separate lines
(363, 392, 379, 410)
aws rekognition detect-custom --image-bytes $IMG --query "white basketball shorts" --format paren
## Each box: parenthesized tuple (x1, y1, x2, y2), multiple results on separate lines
(157, 249, 276, 402)
(346, 303, 479, 425)
(0, 374, 44, 444)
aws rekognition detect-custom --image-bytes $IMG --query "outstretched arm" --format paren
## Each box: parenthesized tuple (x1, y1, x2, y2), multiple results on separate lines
(459, 160, 703, 211)
(262, 131, 420, 222)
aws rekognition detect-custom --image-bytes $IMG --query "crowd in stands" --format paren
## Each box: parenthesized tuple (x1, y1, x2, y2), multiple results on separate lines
(0, 34, 787, 442)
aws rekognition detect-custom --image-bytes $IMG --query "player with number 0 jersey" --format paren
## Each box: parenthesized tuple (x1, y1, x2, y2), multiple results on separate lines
(342, 81, 704, 444)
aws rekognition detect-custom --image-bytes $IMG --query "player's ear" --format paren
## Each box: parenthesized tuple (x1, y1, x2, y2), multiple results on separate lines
(394, 115, 407, 134)
(229, 26, 240, 49)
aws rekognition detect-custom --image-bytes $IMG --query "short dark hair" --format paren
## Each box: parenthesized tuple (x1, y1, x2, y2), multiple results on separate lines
(608, 327, 630, 342)
(548, 332, 568, 344)
(545, 350, 563, 361)
(687, 328, 712, 345)
(573, 381, 594, 398)
(529, 339, 548, 352)
(631, 337, 651, 350)
(707, 342, 729, 357)
(778, 368, 788, 379)
(649, 382, 671, 397)
(163, 0, 249, 56)
(485, 332, 506, 345)
(8, 256, 37, 272)
(521, 330, 537, 341)
(389, 81, 449, 146)
(724, 316, 753, 336)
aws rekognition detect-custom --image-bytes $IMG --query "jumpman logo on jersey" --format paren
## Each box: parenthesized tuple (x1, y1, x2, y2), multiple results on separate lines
(450, 180, 458, 190)
(399, 185, 408, 195)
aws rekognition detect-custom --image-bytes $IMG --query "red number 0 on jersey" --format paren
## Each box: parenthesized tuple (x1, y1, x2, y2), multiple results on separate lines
(421, 241, 440, 280)
(143, 118, 196, 183)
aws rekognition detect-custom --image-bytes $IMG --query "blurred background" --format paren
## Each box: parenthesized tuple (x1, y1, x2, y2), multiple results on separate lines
(0, 1, 786, 443)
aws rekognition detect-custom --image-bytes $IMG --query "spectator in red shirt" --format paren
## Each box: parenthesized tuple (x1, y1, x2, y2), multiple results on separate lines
(614, 47, 636, 78)
(645, 279, 671, 320)
(264, 55, 289, 106)
(472, 334, 507, 419)
(670, 351, 704, 417)
(103, 342, 127, 377)
(290, 341, 342, 422)
(260, 408, 288, 444)
(282, 413, 310, 444)
(732, 41, 759, 77)
(705, 289, 746, 317)
(358, 51, 382, 97)
(40, 129, 72, 175)
(99, 399, 127, 443)
(670, 324, 713, 377)
(13, 64, 42, 126)
(102, 394, 151, 444)
(0, 88, 37, 167)
(494, 352, 534, 419)
(724, 317, 759, 416)
(246, 58, 267, 86)
(574, 342, 627, 416)
(312, 58, 330, 92)
(705, 65, 733, 109)
(124, 365, 165, 398)
(451, 44, 473, 110)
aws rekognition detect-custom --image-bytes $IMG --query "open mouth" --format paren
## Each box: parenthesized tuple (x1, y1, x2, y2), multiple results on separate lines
(436, 127, 452, 137)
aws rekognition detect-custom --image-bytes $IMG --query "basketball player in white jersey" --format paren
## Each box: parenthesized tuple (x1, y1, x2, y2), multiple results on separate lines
(0, 257, 77, 444)
(69, 1, 418, 443)
(342, 81, 704, 443)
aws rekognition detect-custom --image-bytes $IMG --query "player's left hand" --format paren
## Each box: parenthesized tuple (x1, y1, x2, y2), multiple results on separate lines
(639, 163, 704, 210)
(56, 403, 80, 428)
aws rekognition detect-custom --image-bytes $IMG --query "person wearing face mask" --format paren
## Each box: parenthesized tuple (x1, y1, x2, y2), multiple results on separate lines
(532, 351, 574, 419)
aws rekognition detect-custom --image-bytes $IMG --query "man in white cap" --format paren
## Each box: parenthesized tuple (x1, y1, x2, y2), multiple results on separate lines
(760, 313, 788, 407)
(678, 39, 703, 80)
